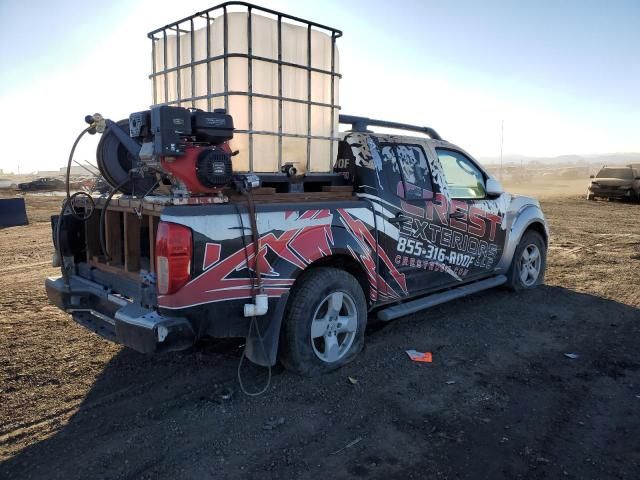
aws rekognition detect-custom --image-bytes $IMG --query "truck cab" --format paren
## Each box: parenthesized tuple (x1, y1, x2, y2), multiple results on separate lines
(337, 120, 547, 301)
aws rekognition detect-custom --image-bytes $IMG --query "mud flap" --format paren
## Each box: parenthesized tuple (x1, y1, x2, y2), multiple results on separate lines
(244, 293, 289, 367)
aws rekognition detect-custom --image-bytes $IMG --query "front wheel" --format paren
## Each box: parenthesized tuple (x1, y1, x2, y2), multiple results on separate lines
(279, 267, 367, 376)
(506, 230, 547, 291)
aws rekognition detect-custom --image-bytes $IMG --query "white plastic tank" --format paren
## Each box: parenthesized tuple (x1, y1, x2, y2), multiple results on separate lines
(151, 11, 340, 173)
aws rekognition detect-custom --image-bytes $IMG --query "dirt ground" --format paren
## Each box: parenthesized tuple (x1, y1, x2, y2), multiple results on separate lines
(1, 187, 639, 480)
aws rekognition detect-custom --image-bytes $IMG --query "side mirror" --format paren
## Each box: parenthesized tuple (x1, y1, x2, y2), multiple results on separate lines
(485, 176, 504, 197)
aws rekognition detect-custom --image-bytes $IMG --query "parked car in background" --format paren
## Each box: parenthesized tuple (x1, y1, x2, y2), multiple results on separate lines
(587, 166, 640, 201)
(17, 177, 65, 192)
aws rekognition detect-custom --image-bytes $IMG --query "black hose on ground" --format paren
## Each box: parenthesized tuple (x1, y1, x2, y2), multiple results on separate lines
(233, 199, 272, 397)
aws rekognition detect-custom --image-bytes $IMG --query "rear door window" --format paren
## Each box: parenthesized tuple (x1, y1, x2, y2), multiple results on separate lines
(381, 144, 432, 200)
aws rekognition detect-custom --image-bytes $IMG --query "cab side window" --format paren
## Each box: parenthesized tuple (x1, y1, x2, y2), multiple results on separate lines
(436, 149, 486, 199)
(381, 144, 432, 200)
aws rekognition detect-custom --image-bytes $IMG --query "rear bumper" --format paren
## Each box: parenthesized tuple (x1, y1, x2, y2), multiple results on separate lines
(45, 275, 195, 353)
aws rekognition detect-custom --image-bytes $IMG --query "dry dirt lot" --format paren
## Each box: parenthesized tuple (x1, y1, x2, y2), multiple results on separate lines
(1, 189, 639, 480)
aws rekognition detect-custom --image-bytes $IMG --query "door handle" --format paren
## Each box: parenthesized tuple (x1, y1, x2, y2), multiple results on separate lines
(389, 213, 409, 225)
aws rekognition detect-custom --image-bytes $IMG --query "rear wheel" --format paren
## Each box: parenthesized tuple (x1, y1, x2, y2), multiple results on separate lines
(279, 267, 367, 376)
(506, 230, 546, 291)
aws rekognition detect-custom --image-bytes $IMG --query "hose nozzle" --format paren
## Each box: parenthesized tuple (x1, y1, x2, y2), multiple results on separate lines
(85, 113, 106, 134)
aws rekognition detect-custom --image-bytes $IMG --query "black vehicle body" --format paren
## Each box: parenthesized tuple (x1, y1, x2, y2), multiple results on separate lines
(587, 166, 640, 201)
(18, 177, 65, 192)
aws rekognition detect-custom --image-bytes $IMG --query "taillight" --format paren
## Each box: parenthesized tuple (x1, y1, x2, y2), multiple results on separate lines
(155, 222, 192, 295)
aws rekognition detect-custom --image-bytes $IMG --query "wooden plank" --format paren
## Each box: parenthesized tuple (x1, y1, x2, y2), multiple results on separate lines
(149, 215, 159, 273)
(124, 212, 141, 273)
(252, 187, 277, 195)
(93, 204, 163, 216)
(87, 259, 140, 281)
(85, 211, 101, 261)
(322, 185, 354, 193)
(105, 210, 123, 266)
(229, 191, 355, 204)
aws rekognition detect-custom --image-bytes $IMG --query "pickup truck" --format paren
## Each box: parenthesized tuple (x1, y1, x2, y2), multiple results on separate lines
(18, 177, 65, 192)
(46, 115, 549, 376)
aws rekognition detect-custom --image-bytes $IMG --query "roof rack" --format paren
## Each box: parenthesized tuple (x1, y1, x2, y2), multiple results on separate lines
(339, 115, 442, 141)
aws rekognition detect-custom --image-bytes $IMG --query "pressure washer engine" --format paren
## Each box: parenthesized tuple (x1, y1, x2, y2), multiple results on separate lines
(96, 106, 234, 196)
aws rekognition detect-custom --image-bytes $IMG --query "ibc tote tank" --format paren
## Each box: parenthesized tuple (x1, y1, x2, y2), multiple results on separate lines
(149, 6, 341, 174)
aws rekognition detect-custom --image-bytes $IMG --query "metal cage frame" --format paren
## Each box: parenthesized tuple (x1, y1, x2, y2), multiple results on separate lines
(148, 1, 342, 173)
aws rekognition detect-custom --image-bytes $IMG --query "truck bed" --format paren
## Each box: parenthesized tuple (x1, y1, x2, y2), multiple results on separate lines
(85, 186, 355, 280)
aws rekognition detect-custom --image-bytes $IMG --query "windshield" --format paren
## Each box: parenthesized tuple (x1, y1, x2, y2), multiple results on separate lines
(596, 168, 633, 179)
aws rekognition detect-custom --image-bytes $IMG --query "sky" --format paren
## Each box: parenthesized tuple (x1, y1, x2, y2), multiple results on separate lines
(0, 0, 638, 173)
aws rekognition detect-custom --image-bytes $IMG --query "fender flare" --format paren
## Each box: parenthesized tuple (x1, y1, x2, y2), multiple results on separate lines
(266, 222, 376, 294)
(245, 221, 378, 367)
(497, 205, 549, 271)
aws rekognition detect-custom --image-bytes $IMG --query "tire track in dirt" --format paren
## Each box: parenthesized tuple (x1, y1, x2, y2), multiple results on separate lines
(0, 261, 52, 274)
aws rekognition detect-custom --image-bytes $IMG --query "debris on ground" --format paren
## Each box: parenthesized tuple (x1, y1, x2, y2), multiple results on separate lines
(405, 350, 433, 363)
(347, 376, 358, 385)
(216, 387, 235, 401)
(564, 353, 580, 359)
(331, 437, 363, 455)
(262, 416, 286, 431)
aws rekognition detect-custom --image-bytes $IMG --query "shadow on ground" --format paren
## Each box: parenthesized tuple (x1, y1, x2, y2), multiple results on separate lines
(2, 285, 640, 480)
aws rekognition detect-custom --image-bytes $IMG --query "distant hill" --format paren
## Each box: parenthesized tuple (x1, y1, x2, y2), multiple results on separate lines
(478, 152, 640, 168)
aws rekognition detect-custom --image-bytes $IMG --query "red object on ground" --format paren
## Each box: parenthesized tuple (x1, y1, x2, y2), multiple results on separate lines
(405, 350, 433, 363)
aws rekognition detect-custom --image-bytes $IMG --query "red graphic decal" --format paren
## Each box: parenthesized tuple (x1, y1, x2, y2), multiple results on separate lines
(299, 209, 318, 220)
(449, 200, 468, 232)
(202, 243, 221, 270)
(485, 212, 502, 242)
(337, 209, 408, 299)
(468, 206, 486, 237)
(160, 211, 335, 309)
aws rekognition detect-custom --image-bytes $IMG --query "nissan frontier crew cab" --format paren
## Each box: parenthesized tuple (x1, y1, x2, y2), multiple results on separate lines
(46, 114, 549, 376)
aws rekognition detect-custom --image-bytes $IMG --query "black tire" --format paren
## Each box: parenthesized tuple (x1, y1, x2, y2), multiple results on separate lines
(279, 267, 367, 377)
(506, 230, 546, 291)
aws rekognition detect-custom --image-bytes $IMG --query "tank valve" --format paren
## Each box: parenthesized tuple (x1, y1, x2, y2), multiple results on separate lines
(244, 293, 269, 317)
